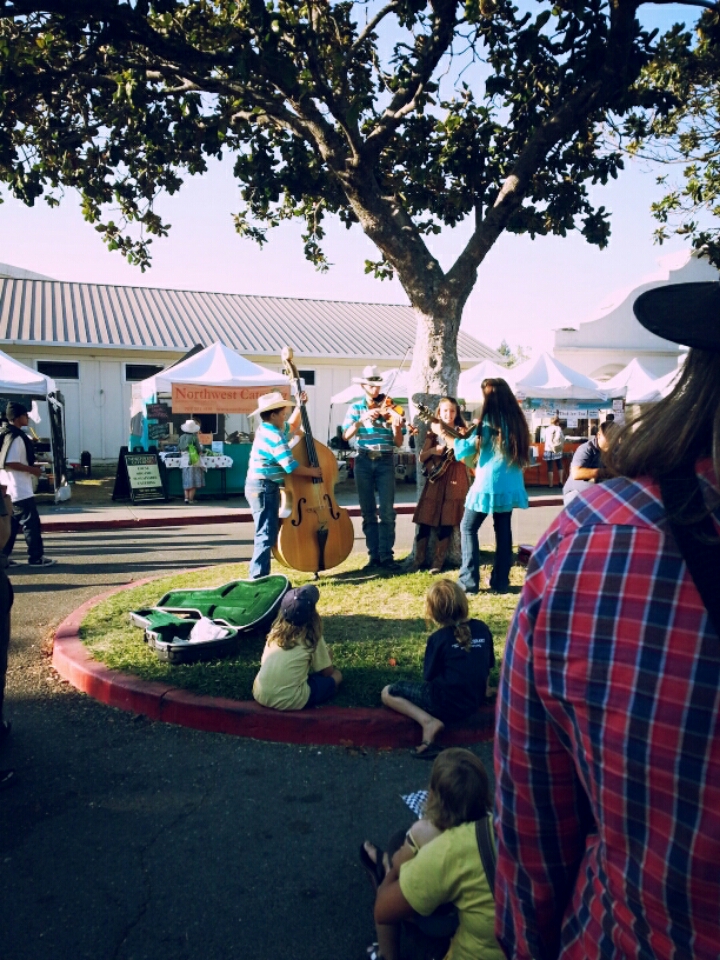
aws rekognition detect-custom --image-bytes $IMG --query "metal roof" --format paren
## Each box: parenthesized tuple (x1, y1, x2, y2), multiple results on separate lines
(0, 278, 500, 362)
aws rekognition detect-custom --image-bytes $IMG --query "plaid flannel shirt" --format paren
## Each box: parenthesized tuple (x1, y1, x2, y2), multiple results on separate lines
(494, 460, 720, 960)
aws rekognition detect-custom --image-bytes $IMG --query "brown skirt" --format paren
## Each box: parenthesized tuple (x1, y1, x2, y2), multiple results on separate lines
(412, 458, 470, 528)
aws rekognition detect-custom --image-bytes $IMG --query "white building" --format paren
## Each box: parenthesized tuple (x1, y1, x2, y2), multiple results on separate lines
(0, 275, 500, 460)
(554, 250, 717, 380)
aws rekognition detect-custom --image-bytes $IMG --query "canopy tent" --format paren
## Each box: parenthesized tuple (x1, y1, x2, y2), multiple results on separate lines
(599, 358, 663, 404)
(330, 368, 412, 406)
(139, 342, 284, 399)
(0, 347, 56, 397)
(0, 348, 67, 501)
(457, 359, 515, 404)
(512, 352, 623, 402)
(652, 359, 685, 400)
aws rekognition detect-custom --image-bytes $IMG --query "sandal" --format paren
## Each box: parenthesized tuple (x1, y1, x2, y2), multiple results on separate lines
(359, 841, 386, 891)
(412, 741, 444, 761)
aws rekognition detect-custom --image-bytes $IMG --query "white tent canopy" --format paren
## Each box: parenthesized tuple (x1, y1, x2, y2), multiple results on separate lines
(0, 347, 56, 397)
(330, 368, 413, 406)
(140, 342, 285, 399)
(599, 358, 663, 404)
(457, 359, 516, 404)
(512, 352, 621, 401)
(652, 359, 685, 400)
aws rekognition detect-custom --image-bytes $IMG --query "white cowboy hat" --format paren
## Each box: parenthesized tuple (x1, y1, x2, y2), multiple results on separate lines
(180, 419, 201, 433)
(250, 391, 294, 417)
(352, 364, 385, 387)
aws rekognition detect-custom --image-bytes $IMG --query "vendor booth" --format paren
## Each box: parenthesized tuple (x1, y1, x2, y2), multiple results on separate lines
(509, 353, 625, 486)
(599, 357, 664, 405)
(0, 348, 69, 501)
(123, 343, 288, 500)
(457, 359, 517, 405)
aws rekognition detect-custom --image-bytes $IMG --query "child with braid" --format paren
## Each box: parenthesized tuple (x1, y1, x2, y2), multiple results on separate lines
(381, 580, 495, 758)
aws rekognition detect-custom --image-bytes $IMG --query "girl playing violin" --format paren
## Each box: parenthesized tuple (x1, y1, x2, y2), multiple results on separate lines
(407, 397, 471, 573)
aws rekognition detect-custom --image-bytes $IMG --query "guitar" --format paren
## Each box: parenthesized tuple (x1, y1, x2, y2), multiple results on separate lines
(415, 404, 479, 483)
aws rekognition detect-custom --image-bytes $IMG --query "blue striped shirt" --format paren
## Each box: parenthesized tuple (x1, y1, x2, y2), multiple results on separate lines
(247, 422, 298, 485)
(342, 399, 396, 452)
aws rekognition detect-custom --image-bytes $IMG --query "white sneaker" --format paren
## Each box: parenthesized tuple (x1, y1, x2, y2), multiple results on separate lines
(28, 556, 57, 567)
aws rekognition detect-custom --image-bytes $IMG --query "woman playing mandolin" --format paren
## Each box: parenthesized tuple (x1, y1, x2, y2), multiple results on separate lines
(407, 398, 471, 574)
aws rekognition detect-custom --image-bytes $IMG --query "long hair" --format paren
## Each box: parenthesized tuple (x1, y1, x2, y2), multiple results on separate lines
(434, 396, 465, 431)
(425, 579, 472, 651)
(424, 748, 490, 830)
(480, 378, 530, 466)
(606, 349, 720, 480)
(266, 609, 322, 651)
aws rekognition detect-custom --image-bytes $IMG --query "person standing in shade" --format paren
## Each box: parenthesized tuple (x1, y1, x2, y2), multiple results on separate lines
(440, 378, 529, 595)
(494, 282, 720, 960)
(177, 417, 206, 504)
(246, 390, 320, 579)
(343, 366, 403, 571)
(0, 402, 55, 568)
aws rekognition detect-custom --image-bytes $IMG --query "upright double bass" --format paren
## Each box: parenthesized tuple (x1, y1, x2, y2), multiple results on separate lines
(272, 347, 355, 574)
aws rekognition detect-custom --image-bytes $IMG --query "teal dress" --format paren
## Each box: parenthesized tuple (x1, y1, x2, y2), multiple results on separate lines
(454, 424, 528, 514)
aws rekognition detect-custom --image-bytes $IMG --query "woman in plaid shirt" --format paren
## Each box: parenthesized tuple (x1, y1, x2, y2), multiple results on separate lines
(495, 283, 720, 960)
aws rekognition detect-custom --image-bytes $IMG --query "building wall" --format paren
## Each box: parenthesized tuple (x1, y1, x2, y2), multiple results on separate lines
(4, 344, 470, 459)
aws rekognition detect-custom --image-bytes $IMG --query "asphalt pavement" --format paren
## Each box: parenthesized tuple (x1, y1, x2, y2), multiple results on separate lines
(0, 507, 562, 960)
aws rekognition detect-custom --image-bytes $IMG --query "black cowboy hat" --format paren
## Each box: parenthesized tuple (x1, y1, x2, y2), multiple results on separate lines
(633, 282, 720, 351)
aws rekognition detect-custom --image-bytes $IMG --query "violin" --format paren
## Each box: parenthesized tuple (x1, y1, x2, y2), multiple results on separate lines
(415, 404, 479, 482)
(366, 394, 418, 433)
(272, 347, 355, 574)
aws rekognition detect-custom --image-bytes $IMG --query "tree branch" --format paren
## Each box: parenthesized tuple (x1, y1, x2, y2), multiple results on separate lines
(351, 1, 398, 53)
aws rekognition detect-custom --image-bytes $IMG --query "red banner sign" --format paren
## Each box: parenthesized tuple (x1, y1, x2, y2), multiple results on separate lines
(171, 382, 289, 414)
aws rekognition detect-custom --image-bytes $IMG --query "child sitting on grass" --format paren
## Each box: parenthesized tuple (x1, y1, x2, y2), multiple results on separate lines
(252, 584, 342, 710)
(381, 579, 495, 758)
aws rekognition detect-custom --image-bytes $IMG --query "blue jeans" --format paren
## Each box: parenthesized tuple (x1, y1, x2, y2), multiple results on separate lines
(459, 508, 513, 593)
(354, 453, 396, 562)
(246, 479, 281, 579)
(2, 497, 45, 564)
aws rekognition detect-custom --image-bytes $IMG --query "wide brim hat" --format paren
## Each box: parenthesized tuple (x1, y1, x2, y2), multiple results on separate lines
(180, 419, 201, 433)
(633, 282, 720, 351)
(352, 364, 385, 387)
(250, 391, 294, 417)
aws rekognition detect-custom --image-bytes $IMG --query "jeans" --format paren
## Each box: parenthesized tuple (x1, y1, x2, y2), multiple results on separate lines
(354, 453, 396, 562)
(246, 479, 281, 579)
(459, 508, 513, 593)
(2, 497, 44, 564)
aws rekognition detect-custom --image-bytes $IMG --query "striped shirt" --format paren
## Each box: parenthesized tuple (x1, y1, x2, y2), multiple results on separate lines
(494, 460, 720, 960)
(342, 399, 396, 452)
(246, 422, 298, 486)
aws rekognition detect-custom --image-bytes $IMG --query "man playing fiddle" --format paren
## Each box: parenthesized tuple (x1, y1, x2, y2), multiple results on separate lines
(343, 366, 404, 571)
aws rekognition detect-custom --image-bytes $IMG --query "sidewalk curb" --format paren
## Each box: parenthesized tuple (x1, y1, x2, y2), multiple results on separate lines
(53, 581, 496, 748)
(41, 497, 563, 533)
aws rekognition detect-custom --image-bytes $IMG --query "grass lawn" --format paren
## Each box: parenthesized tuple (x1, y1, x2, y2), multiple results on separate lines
(79, 551, 526, 709)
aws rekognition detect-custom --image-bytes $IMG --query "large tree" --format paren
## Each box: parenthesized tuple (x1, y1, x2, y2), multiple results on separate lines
(0, 0, 709, 395)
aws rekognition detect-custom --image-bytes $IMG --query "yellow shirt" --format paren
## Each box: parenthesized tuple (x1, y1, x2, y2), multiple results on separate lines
(399, 820, 503, 960)
(252, 636, 332, 710)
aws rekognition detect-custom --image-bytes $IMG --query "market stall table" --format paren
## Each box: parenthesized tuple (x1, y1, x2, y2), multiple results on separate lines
(159, 453, 234, 500)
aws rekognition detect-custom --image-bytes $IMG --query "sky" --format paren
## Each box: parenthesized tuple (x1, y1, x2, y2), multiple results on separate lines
(0, 4, 700, 360)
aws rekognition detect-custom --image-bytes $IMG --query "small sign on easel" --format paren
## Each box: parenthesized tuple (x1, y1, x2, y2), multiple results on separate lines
(112, 448, 167, 503)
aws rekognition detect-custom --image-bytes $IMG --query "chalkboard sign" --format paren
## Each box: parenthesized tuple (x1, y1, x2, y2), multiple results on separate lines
(146, 402, 170, 421)
(125, 454, 165, 502)
(148, 422, 170, 440)
(112, 449, 167, 503)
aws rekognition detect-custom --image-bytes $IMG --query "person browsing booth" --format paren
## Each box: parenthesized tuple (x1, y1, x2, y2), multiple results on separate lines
(246, 390, 321, 579)
(342, 366, 403, 571)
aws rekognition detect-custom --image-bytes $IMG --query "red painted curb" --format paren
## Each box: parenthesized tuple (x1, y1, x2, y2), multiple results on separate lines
(52, 579, 495, 748)
(41, 497, 562, 533)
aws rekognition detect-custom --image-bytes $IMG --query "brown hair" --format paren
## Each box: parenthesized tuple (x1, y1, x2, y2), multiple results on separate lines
(551, 416, 561, 426)
(266, 609, 322, 651)
(425, 579, 472, 651)
(607, 348, 720, 480)
(480, 378, 530, 466)
(424, 748, 490, 830)
(435, 396, 465, 431)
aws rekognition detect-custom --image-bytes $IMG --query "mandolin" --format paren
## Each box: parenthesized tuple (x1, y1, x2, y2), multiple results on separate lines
(272, 347, 355, 574)
(415, 403, 479, 483)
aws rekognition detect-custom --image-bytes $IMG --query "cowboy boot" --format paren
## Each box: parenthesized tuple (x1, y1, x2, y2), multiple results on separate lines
(403, 536, 429, 572)
(429, 536, 451, 574)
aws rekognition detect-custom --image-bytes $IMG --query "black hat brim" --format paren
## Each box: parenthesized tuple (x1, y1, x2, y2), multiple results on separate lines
(633, 282, 720, 351)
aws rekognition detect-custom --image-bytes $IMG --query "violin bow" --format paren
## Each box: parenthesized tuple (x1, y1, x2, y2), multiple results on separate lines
(383, 345, 412, 399)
